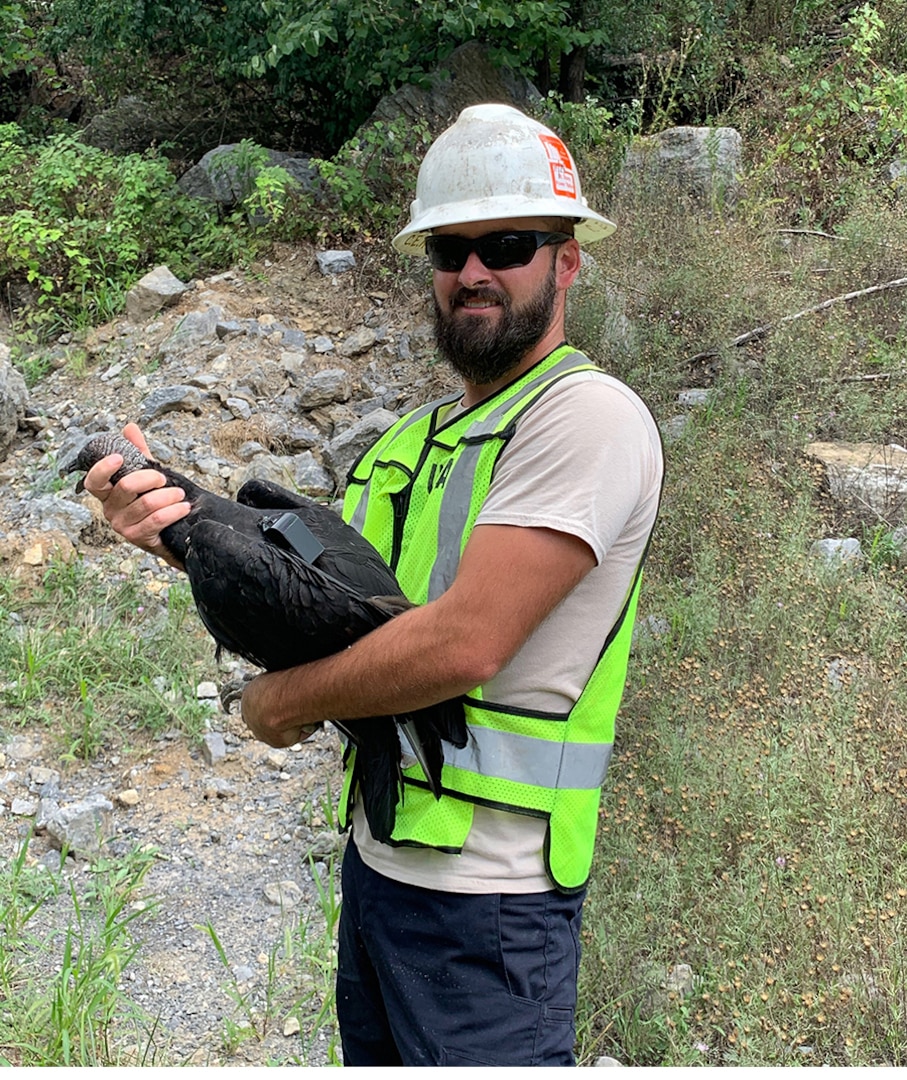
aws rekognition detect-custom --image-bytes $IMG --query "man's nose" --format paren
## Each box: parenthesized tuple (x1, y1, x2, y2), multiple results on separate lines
(458, 250, 493, 288)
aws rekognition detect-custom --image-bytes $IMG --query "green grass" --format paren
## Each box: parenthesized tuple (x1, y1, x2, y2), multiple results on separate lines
(570, 188, 907, 1064)
(0, 554, 218, 755)
(0, 837, 160, 1066)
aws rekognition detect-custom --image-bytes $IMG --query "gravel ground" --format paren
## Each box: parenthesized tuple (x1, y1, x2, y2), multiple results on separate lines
(1, 707, 348, 1066)
(0, 246, 441, 1066)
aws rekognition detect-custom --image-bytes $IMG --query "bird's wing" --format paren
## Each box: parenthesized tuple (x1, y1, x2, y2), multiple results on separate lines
(236, 479, 403, 597)
(184, 518, 400, 672)
(235, 478, 313, 511)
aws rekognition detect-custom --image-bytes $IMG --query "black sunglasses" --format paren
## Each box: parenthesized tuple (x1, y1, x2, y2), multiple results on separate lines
(425, 230, 573, 272)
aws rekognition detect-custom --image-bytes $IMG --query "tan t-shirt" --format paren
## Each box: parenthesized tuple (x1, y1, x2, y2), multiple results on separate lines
(352, 368, 664, 892)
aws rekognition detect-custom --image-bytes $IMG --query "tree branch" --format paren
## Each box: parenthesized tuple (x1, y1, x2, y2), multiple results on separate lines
(689, 277, 907, 364)
(777, 228, 842, 241)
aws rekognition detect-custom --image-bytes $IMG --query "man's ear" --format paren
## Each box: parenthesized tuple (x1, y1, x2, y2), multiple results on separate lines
(556, 238, 583, 290)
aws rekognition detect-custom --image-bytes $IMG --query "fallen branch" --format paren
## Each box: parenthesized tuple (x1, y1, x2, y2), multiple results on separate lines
(689, 276, 907, 364)
(841, 372, 892, 383)
(777, 228, 842, 241)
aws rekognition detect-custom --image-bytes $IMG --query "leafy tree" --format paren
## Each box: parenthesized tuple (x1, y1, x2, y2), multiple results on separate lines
(0, 3, 36, 76)
(248, 0, 610, 132)
(0, 2, 55, 123)
(44, 0, 624, 149)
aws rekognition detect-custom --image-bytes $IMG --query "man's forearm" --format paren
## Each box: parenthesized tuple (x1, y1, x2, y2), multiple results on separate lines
(240, 522, 596, 748)
(239, 599, 489, 747)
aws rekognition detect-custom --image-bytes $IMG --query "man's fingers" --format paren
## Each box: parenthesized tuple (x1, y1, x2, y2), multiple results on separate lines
(83, 453, 124, 499)
(121, 422, 151, 457)
(118, 486, 186, 524)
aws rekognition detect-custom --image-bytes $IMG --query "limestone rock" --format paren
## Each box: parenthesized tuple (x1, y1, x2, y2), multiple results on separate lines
(0, 351, 28, 462)
(616, 126, 743, 209)
(807, 441, 907, 525)
(125, 266, 189, 323)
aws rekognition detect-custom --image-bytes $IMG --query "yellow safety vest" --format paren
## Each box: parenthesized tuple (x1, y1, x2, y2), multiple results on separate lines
(340, 345, 653, 892)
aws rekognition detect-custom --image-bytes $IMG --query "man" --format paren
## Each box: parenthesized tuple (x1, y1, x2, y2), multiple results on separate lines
(85, 103, 663, 1066)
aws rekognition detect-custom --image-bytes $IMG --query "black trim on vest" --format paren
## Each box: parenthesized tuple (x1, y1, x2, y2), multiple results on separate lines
(461, 695, 571, 722)
(386, 781, 589, 895)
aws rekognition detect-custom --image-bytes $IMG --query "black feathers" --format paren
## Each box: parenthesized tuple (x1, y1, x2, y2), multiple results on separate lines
(63, 432, 467, 843)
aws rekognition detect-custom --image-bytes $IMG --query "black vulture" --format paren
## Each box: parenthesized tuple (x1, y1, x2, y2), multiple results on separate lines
(62, 432, 468, 843)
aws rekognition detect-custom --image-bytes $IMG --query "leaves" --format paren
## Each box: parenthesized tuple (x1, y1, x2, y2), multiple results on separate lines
(0, 124, 257, 328)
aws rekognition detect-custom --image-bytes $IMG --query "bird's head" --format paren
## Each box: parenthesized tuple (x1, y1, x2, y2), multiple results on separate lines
(59, 432, 152, 493)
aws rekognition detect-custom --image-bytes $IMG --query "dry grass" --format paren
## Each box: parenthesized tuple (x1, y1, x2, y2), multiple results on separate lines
(571, 184, 907, 1066)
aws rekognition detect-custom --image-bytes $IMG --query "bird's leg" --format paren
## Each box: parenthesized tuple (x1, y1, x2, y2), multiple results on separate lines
(219, 672, 258, 711)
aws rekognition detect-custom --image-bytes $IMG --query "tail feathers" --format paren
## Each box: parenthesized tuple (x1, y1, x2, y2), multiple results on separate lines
(336, 718, 404, 845)
(336, 698, 468, 842)
(403, 698, 468, 799)
(399, 717, 444, 799)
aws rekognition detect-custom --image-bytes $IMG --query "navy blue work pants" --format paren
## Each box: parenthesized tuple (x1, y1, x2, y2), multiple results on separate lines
(336, 839, 585, 1066)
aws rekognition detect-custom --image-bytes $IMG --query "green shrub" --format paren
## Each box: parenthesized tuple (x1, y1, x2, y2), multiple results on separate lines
(308, 116, 431, 240)
(749, 4, 907, 223)
(0, 125, 262, 331)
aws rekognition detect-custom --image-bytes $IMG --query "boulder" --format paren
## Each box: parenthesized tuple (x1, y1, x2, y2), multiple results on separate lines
(807, 441, 907, 525)
(365, 41, 541, 139)
(125, 266, 189, 323)
(323, 409, 400, 491)
(615, 126, 743, 209)
(178, 144, 318, 210)
(0, 346, 28, 462)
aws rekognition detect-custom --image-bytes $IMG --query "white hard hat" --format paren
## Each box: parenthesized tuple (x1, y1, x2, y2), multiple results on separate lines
(393, 103, 616, 255)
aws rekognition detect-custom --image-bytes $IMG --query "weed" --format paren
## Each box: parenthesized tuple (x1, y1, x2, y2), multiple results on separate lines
(0, 838, 158, 1065)
(201, 812, 342, 1066)
(0, 556, 217, 753)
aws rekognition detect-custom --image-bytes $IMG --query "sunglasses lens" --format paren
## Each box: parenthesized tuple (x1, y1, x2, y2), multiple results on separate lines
(477, 234, 536, 270)
(425, 236, 469, 272)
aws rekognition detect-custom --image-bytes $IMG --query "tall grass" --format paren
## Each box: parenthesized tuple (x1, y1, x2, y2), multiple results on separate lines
(0, 837, 160, 1065)
(570, 177, 907, 1066)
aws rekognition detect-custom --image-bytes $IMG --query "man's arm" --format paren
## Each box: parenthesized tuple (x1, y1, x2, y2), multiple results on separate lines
(240, 522, 596, 747)
(80, 425, 596, 749)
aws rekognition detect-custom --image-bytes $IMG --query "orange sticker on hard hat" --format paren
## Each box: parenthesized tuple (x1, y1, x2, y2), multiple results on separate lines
(539, 133, 577, 199)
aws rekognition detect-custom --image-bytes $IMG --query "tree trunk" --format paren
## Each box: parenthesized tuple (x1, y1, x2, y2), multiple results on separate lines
(558, 46, 587, 102)
(535, 49, 552, 97)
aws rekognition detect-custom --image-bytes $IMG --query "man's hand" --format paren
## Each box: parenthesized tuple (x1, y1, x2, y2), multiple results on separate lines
(241, 670, 322, 747)
(82, 423, 191, 568)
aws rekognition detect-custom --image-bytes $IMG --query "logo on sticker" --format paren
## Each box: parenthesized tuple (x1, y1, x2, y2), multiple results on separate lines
(539, 133, 577, 199)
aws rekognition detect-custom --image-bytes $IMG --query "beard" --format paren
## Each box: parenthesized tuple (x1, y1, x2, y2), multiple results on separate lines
(432, 262, 558, 386)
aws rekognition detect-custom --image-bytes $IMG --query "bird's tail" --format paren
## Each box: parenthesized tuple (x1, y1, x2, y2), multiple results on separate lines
(400, 698, 468, 799)
(334, 719, 403, 845)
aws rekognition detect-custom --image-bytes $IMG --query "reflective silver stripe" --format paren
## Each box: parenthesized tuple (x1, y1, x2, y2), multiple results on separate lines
(348, 487, 370, 534)
(460, 351, 588, 439)
(427, 440, 484, 598)
(428, 353, 592, 598)
(348, 395, 459, 535)
(444, 726, 612, 791)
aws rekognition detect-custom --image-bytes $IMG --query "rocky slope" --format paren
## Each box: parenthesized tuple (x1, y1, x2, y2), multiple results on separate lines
(0, 241, 460, 1066)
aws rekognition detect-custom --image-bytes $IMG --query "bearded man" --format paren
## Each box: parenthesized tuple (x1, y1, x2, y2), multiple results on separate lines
(84, 103, 664, 1067)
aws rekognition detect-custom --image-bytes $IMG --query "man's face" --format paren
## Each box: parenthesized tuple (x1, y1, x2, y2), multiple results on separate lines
(431, 219, 563, 386)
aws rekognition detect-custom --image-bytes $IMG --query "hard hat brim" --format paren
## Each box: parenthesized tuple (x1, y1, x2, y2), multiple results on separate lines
(393, 198, 617, 255)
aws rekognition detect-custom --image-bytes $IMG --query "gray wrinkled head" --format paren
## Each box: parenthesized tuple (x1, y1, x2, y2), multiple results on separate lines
(60, 432, 151, 492)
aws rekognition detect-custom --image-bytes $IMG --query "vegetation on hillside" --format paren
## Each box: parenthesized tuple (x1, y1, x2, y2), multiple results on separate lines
(1, 0, 907, 1066)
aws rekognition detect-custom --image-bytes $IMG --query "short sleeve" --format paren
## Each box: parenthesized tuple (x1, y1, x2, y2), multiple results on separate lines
(475, 372, 661, 564)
